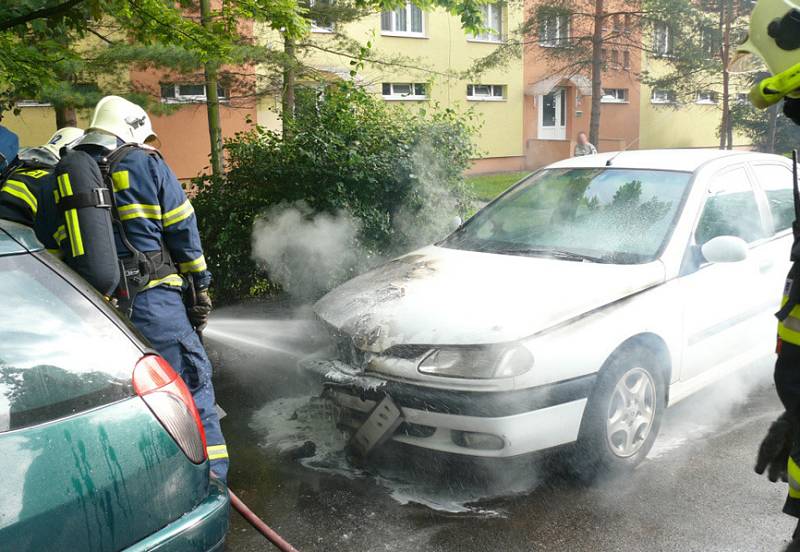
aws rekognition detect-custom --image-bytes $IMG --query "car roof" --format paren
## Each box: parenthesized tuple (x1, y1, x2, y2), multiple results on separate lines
(0, 219, 43, 255)
(546, 149, 784, 172)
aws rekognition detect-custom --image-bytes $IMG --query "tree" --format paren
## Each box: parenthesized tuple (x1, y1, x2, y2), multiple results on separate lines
(641, 0, 753, 149)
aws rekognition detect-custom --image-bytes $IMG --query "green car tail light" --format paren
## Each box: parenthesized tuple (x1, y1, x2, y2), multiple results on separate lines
(133, 355, 208, 464)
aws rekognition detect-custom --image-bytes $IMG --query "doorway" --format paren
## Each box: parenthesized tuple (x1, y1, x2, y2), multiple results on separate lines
(538, 87, 567, 140)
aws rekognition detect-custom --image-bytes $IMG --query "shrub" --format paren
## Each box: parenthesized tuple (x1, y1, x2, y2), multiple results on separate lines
(193, 82, 477, 303)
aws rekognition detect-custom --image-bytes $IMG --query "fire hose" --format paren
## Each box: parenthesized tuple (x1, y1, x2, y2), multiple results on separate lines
(228, 488, 300, 552)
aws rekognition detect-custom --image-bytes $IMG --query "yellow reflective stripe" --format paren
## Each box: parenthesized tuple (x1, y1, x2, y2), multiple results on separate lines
(178, 255, 207, 273)
(18, 169, 48, 179)
(65, 208, 84, 257)
(2, 180, 38, 214)
(53, 189, 60, 204)
(790, 457, 800, 499)
(163, 200, 194, 227)
(118, 203, 162, 221)
(57, 173, 73, 197)
(53, 225, 67, 244)
(207, 444, 228, 460)
(111, 170, 130, 192)
(141, 273, 184, 291)
(778, 296, 800, 345)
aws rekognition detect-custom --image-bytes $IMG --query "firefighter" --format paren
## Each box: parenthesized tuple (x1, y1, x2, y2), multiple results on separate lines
(740, 0, 800, 548)
(69, 96, 228, 481)
(0, 127, 84, 256)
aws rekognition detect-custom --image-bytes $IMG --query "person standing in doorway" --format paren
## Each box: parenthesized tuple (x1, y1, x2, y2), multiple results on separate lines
(574, 132, 598, 157)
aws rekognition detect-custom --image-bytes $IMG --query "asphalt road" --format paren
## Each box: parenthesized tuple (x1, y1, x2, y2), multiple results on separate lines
(208, 301, 795, 552)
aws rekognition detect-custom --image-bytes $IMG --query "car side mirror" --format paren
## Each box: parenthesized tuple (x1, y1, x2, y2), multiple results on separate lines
(450, 216, 463, 232)
(701, 235, 749, 264)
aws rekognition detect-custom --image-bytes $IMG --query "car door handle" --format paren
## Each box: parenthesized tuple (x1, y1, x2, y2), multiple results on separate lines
(760, 260, 774, 273)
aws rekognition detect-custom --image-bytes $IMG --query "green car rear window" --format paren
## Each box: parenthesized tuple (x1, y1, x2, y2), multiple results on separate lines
(0, 255, 139, 432)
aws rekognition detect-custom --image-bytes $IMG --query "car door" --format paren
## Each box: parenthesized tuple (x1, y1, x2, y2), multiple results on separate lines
(679, 164, 773, 382)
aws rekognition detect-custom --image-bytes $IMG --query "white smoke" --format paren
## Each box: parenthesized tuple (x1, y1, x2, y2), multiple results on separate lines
(251, 201, 362, 301)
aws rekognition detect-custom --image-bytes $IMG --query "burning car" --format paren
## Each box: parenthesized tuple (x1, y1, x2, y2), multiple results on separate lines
(303, 149, 795, 471)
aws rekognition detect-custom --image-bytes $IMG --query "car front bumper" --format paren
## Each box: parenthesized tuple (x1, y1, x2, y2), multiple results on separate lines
(305, 359, 595, 458)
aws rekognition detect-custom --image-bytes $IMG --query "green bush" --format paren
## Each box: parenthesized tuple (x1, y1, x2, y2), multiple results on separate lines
(193, 83, 477, 304)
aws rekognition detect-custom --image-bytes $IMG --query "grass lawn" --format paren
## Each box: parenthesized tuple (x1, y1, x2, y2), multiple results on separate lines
(466, 171, 529, 202)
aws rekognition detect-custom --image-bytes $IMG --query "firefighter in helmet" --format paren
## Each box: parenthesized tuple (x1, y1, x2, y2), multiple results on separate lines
(65, 96, 228, 481)
(0, 127, 83, 256)
(742, 1, 800, 549)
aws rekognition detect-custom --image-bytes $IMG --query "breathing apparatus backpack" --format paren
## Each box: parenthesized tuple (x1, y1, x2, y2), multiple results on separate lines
(54, 144, 178, 314)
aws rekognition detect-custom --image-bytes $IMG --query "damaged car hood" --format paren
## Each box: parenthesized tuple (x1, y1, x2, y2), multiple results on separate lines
(314, 245, 666, 351)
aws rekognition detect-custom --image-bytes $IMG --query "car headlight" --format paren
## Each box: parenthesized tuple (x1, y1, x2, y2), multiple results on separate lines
(417, 345, 533, 379)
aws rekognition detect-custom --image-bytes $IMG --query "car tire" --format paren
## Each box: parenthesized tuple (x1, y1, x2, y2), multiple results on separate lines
(573, 346, 667, 479)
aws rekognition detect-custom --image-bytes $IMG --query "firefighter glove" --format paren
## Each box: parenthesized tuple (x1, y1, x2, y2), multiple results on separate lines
(189, 288, 212, 331)
(755, 411, 794, 483)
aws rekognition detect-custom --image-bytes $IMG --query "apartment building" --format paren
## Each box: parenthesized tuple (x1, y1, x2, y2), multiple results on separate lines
(638, 20, 751, 149)
(522, 2, 642, 168)
(262, 1, 527, 173)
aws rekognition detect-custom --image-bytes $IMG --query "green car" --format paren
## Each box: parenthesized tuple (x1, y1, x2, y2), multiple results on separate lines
(0, 220, 229, 551)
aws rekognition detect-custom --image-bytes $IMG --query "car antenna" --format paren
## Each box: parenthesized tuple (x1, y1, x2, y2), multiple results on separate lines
(605, 136, 639, 166)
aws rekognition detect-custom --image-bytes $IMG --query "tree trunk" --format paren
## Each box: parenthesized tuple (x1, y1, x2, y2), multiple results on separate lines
(720, 0, 734, 150)
(588, 0, 605, 148)
(55, 105, 78, 129)
(282, 35, 296, 137)
(200, 0, 224, 177)
(767, 103, 779, 153)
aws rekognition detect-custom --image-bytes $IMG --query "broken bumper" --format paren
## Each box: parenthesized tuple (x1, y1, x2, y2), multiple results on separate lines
(303, 359, 595, 458)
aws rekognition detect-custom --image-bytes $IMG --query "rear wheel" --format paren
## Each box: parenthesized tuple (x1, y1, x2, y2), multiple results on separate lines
(575, 348, 666, 477)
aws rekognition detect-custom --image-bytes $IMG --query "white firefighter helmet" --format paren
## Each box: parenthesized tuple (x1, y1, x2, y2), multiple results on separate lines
(87, 95, 160, 146)
(18, 127, 84, 167)
(734, 0, 800, 108)
(40, 127, 84, 158)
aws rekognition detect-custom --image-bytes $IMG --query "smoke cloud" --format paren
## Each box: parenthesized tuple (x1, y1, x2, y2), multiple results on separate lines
(251, 202, 362, 301)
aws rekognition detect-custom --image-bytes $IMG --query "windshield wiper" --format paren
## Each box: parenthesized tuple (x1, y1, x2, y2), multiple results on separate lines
(493, 247, 608, 263)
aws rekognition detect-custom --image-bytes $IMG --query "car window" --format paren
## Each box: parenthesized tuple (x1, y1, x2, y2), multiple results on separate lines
(695, 167, 766, 246)
(0, 254, 139, 432)
(751, 163, 795, 234)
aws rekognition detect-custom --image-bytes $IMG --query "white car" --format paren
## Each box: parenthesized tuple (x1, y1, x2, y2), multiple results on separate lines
(304, 149, 796, 471)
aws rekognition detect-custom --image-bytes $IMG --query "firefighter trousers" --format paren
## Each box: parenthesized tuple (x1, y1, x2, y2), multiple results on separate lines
(131, 285, 229, 482)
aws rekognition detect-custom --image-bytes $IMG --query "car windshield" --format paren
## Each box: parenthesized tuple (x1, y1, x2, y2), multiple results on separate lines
(442, 168, 693, 264)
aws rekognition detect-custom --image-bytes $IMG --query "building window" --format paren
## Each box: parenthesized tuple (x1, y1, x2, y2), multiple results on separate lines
(539, 11, 570, 47)
(309, 0, 334, 32)
(696, 90, 719, 104)
(701, 27, 719, 58)
(466, 84, 505, 101)
(160, 83, 228, 103)
(382, 82, 427, 100)
(610, 49, 619, 66)
(601, 88, 629, 103)
(651, 88, 677, 104)
(653, 22, 674, 57)
(15, 100, 52, 107)
(470, 2, 503, 42)
(380, 2, 424, 36)
(623, 50, 631, 69)
(736, 92, 751, 104)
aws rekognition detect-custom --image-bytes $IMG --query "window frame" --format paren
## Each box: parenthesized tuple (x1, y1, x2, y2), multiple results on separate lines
(160, 83, 229, 104)
(653, 21, 674, 57)
(382, 82, 428, 101)
(750, 162, 797, 236)
(695, 90, 719, 105)
(466, 84, 506, 101)
(380, 2, 425, 37)
(309, 0, 335, 33)
(601, 88, 629, 104)
(651, 88, 677, 104)
(468, 2, 504, 43)
(539, 11, 570, 48)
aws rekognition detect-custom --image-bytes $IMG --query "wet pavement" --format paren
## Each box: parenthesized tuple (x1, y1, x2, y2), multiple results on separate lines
(209, 302, 795, 552)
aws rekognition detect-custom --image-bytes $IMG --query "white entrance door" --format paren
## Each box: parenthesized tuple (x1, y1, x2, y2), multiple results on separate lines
(538, 87, 567, 140)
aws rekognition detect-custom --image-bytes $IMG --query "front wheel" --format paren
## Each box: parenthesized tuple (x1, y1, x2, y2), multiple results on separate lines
(575, 348, 666, 477)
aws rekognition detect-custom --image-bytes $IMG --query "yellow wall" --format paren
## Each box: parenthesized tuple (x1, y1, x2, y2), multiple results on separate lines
(3, 107, 92, 149)
(257, 5, 525, 162)
(639, 56, 751, 149)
